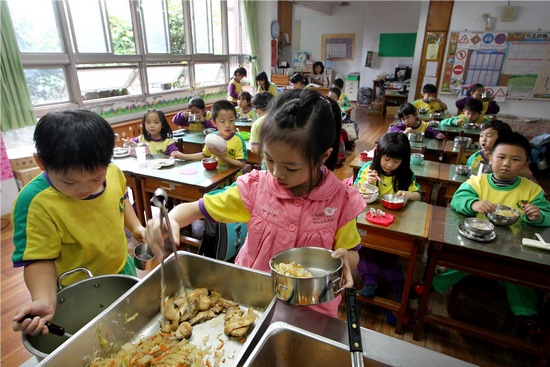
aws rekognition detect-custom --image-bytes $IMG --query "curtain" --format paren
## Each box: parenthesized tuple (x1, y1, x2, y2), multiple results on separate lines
(242, 0, 258, 90)
(1, 1, 36, 132)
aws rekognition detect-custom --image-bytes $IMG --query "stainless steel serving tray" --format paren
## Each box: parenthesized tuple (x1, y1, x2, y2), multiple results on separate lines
(38, 251, 275, 366)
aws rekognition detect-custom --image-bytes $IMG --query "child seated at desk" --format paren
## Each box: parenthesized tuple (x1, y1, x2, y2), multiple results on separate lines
(236, 91, 257, 121)
(456, 83, 500, 116)
(354, 132, 421, 325)
(412, 83, 447, 113)
(171, 100, 246, 169)
(389, 103, 445, 139)
(332, 78, 351, 109)
(125, 109, 179, 155)
(440, 99, 490, 128)
(172, 96, 215, 130)
(433, 132, 550, 337)
(467, 120, 512, 172)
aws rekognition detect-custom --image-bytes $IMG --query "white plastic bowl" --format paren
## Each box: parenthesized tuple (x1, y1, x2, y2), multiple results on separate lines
(204, 134, 227, 152)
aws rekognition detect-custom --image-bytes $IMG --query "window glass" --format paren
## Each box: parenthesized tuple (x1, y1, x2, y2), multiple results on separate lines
(77, 65, 139, 100)
(194, 63, 225, 87)
(8, 0, 63, 52)
(146, 64, 189, 92)
(141, 0, 169, 53)
(227, 0, 249, 55)
(67, 0, 110, 53)
(106, 0, 136, 55)
(24, 68, 69, 105)
(191, 0, 222, 54)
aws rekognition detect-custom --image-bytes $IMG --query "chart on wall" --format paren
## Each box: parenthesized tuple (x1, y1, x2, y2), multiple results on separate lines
(441, 31, 550, 100)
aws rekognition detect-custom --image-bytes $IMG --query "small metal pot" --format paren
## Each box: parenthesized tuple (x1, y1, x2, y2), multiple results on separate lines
(134, 243, 156, 270)
(408, 132, 424, 143)
(270, 247, 343, 305)
(22, 268, 138, 361)
(453, 137, 472, 149)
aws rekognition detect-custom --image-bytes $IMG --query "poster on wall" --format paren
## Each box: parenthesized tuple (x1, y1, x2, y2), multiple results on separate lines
(441, 31, 550, 100)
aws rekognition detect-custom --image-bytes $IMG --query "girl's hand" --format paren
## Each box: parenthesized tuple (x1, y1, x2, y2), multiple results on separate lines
(196, 114, 205, 123)
(403, 127, 413, 134)
(331, 248, 354, 289)
(436, 132, 446, 140)
(366, 169, 379, 185)
(145, 217, 180, 260)
(522, 203, 541, 222)
(13, 301, 56, 336)
(471, 200, 496, 215)
(396, 190, 410, 201)
(171, 151, 184, 160)
(131, 225, 146, 243)
(122, 138, 131, 148)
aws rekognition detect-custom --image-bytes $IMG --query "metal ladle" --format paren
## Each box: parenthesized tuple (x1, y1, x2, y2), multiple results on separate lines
(150, 189, 189, 302)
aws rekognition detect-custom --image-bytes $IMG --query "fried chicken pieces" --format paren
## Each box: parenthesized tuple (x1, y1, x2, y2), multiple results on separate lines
(161, 287, 256, 340)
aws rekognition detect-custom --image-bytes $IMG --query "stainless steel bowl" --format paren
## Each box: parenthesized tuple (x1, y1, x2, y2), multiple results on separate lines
(203, 128, 217, 135)
(428, 120, 440, 127)
(270, 247, 343, 305)
(462, 123, 478, 130)
(487, 205, 520, 226)
(418, 108, 429, 114)
(454, 137, 472, 149)
(408, 132, 424, 143)
(455, 165, 472, 175)
(463, 218, 494, 237)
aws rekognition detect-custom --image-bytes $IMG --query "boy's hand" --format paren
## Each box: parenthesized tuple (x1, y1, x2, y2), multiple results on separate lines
(436, 132, 446, 140)
(471, 200, 496, 214)
(13, 301, 55, 336)
(523, 203, 541, 222)
(131, 225, 146, 243)
(209, 146, 226, 159)
(403, 127, 413, 134)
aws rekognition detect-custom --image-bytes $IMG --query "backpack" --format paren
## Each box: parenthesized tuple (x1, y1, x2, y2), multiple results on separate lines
(198, 221, 248, 262)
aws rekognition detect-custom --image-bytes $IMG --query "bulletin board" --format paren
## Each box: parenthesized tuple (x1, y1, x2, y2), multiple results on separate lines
(441, 31, 550, 100)
(378, 33, 417, 57)
(321, 33, 355, 60)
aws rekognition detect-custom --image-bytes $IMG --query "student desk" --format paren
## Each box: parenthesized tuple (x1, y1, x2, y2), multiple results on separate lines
(356, 200, 432, 335)
(436, 163, 471, 206)
(113, 156, 240, 224)
(409, 138, 446, 162)
(413, 206, 550, 367)
(236, 120, 254, 133)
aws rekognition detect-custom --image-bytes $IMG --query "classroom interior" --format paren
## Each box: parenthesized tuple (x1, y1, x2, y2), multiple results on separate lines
(2, 1, 550, 367)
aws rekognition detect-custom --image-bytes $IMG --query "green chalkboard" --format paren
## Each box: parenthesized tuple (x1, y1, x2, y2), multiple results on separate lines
(379, 33, 417, 57)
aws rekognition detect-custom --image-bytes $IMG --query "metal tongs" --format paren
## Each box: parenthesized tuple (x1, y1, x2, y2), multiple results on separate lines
(345, 288, 365, 367)
(151, 188, 189, 302)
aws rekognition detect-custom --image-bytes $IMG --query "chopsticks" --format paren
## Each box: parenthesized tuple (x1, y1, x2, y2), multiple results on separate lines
(535, 233, 550, 248)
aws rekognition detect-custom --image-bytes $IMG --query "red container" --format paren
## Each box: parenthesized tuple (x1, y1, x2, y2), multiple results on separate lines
(202, 158, 218, 170)
(381, 194, 405, 210)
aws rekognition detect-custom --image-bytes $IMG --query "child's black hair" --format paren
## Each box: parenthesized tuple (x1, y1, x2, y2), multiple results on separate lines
(34, 110, 115, 173)
(464, 98, 483, 113)
(238, 91, 252, 105)
(333, 78, 344, 90)
(370, 132, 414, 193)
(422, 83, 437, 94)
(252, 92, 274, 111)
(141, 109, 172, 142)
(211, 100, 237, 120)
(328, 87, 341, 99)
(188, 96, 206, 110)
(261, 89, 341, 190)
(290, 73, 309, 86)
(492, 131, 531, 160)
(468, 83, 484, 96)
(256, 71, 271, 92)
(397, 103, 417, 118)
(480, 119, 512, 136)
(312, 61, 325, 75)
(233, 67, 247, 78)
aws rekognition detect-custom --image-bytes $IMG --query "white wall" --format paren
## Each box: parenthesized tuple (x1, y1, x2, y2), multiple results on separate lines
(288, 0, 550, 118)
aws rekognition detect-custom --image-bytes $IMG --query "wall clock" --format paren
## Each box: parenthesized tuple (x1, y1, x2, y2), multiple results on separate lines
(271, 20, 280, 40)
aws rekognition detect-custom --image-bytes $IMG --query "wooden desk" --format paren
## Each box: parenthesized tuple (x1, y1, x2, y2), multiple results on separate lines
(382, 93, 407, 116)
(113, 156, 240, 224)
(413, 206, 550, 367)
(235, 121, 254, 133)
(357, 201, 432, 334)
(442, 140, 479, 164)
(372, 80, 385, 104)
(436, 163, 470, 206)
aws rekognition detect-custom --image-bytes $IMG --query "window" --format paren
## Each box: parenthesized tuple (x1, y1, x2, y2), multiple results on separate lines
(7, 0, 251, 112)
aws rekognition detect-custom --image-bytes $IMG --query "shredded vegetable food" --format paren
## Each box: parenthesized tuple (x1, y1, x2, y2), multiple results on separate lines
(494, 209, 518, 218)
(274, 262, 313, 278)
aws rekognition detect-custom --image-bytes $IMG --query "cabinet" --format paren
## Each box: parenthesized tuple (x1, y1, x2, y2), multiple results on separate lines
(345, 74, 360, 102)
(277, 1, 293, 45)
(112, 120, 141, 147)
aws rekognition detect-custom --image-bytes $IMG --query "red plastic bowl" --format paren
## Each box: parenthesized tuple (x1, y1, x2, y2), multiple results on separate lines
(202, 158, 218, 170)
(381, 194, 405, 210)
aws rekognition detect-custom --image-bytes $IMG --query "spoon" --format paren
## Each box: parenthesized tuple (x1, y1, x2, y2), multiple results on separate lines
(376, 176, 387, 186)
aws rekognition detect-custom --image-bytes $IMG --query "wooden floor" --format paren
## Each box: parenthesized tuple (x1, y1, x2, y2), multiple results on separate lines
(1, 105, 545, 366)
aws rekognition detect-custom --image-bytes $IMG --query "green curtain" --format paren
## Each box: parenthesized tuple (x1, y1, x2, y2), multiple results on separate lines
(242, 0, 258, 90)
(1, 1, 36, 132)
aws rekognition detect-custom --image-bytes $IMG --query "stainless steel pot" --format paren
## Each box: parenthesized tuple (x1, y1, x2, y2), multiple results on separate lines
(454, 136, 472, 149)
(270, 247, 343, 305)
(408, 132, 424, 143)
(22, 268, 138, 361)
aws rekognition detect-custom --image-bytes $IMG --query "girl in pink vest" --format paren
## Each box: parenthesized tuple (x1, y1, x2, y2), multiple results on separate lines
(146, 89, 366, 318)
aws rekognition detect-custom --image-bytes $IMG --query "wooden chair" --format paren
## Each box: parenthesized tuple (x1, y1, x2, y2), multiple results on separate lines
(456, 146, 475, 165)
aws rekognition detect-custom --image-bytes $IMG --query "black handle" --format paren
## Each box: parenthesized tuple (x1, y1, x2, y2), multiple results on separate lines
(345, 288, 363, 353)
(22, 314, 66, 336)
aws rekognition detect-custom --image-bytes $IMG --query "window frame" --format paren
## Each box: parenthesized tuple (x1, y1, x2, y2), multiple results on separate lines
(12, 0, 250, 116)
